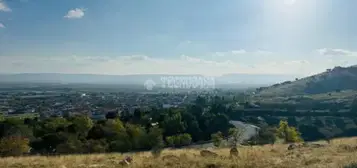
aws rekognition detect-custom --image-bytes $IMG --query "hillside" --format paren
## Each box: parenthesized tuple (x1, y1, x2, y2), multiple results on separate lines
(256, 65, 357, 97)
(2, 138, 357, 168)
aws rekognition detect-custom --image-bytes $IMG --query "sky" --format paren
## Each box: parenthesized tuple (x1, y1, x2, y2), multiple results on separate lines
(0, 0, 357, 76)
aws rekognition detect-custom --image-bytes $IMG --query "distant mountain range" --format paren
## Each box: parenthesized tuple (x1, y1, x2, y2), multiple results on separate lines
(0, 73, 300, 89)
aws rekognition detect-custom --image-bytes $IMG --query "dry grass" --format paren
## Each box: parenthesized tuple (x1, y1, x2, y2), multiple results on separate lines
(2, 138, 357, 168)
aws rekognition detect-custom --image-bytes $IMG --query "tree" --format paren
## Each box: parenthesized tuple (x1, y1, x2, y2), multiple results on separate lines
(83, 139, 108, 153)
(166, 136, 175, 147)
(161, 109, 186, 136)
(179, 133, 192, 146)
(0, 136, 30, 157)
(181, 112, 202, 141)
(165, 133, 192, 147)
(42, 117, 71, 134)
(247, 126, 276, 145)
(56, 138, 84, 154)
(276, 120, 303, 143)
(206, 113, 231, 136)
(87, 125, 105, 140)
(104, 119, 125, 139)
(228, 127, 245, 147)
(147, 127, 164, 157)
(108, 129, 132, 152)
(211, 132, 223, 147)
(125, 124, 148, 150)
(69, 115, 93, 136)
(39, 132, 69, 153)
(109, 138, 132, 153)
(147, 127, 164, 148)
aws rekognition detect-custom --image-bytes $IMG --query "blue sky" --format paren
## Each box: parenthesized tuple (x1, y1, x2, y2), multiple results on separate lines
(0, 0, 356, 76)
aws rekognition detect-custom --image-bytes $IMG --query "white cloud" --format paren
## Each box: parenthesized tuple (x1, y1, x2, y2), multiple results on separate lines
(120, 55, 150, 61)
(317, 48, 357, 57)
(231, 50, 247, 54)
(212, 50, 273, 58)
(0, 0, 11, 12)
(1, 48, 356, 76)
(0, 55, 320, 76)
(64, 8, 86, 19)
(0, 23, 5, 28)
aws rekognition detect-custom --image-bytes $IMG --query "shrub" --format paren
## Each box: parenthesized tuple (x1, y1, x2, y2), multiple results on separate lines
(276, 120, 303, 143)
(211, 132, 223, 147)
(228, 127, 245, 147)
(165, 133, 192, 147)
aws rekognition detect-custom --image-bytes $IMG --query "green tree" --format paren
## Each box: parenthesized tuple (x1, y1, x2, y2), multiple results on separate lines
(83, 139, 108, 153)
(181, 112, 202, 141)
(166, 136, 175, 147)
(40, 132, 69, 153)
(161, 109, 186, 136)
(257, 127, 277, 145)
(179, 133, 192, 146)
(211, 131, 224, 147)
(104, 119, 126, 142)
(42, 117, 71, 134)
(125, 124, 148, 150)
(69, 115, 93, 136)
(147, 127, 164, 157)
(276, 120, 303, 143)
(56, 138, 84, 154)
(109, 131, 132, 152)
(228, 127, 245, 147)
(247, 126, 276, 145)
(105, 119, 125, 133)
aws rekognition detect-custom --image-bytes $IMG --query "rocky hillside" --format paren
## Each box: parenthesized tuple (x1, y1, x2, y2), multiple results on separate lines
(256, 65, 357, 97)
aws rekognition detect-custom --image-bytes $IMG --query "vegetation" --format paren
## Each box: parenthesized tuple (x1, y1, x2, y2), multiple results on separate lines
(276, 120, 303, 143)
(211, 132, 224, 147)
(256, 65, 357, 96)
(2, 137, 357, 168)
(166, 133, 192, 147)
(0, 97, 242, 156)
(228, 127, 245, 147)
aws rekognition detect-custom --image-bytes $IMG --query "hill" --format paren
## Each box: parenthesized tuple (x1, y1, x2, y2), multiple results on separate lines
(256, 65, 357, 97)
(1, 137, 357, 168)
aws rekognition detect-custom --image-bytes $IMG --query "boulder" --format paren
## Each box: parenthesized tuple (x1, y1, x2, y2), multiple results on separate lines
(288, 144, 298, 150)
(200, 150, 218, 157)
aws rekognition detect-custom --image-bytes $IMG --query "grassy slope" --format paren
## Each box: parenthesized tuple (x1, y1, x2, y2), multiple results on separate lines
(3, 138, 357, 168)
(257, 66, 357, 97)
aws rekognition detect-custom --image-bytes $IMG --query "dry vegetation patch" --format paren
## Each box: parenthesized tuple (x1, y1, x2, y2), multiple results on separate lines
(2, 138, 357, 168)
